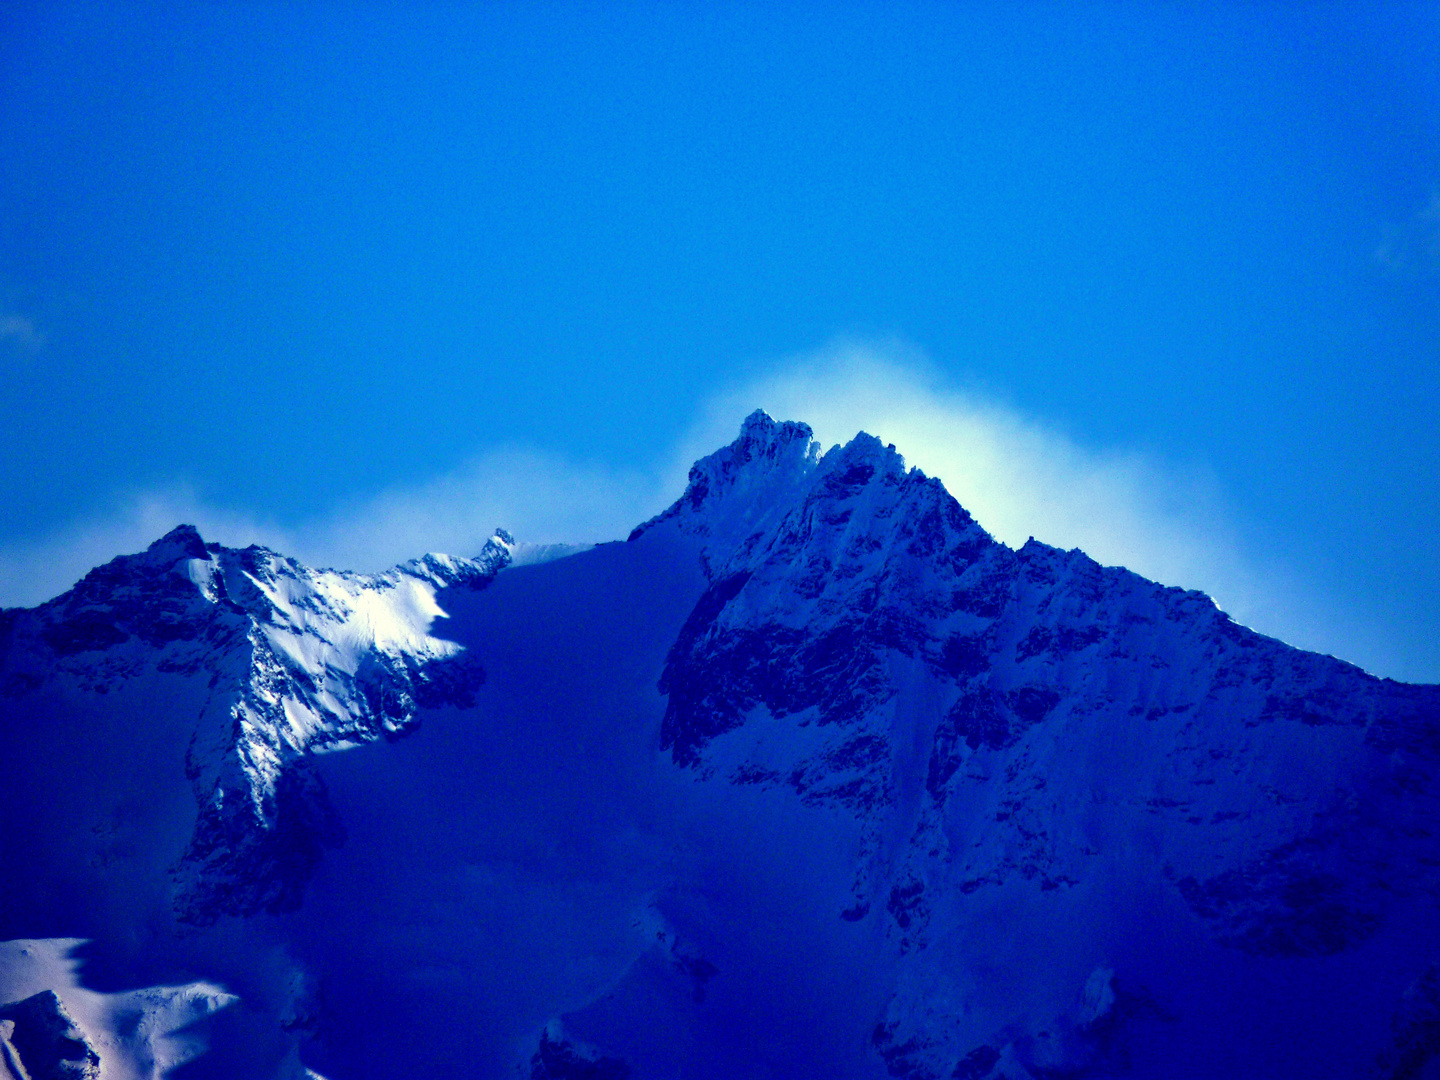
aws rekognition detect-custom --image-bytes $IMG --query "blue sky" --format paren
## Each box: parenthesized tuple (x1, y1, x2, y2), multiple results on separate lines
(2, 2, 1438, 681)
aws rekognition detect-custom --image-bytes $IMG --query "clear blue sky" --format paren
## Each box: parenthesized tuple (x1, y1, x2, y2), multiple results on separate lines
(2, 2, 1438, 680)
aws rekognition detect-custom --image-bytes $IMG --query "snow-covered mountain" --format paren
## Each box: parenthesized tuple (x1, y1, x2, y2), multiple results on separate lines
(2, 412, 1439, 1079)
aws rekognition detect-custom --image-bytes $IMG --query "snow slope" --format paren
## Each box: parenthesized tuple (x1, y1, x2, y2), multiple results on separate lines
(2, 412, 1439, 1079)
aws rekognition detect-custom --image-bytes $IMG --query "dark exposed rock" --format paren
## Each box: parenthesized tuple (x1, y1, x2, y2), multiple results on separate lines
(530, 1028, 631, 1080)
(872, 1019, 944, 1079)
(176, 762, 346, 923)
(40, 611, 129, 656)
(659, 438, 993, 772)
(1379, 966, 1440, 1080)
(0, 992, 99, 1080)
(886, 878, 927, 931)
(952, 1045, 1000, 1080)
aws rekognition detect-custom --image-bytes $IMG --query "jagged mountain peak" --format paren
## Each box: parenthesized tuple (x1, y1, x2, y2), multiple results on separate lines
(817, 426, 908, 476)
(398, 528, 517, 588)
(49, 522, 216, 607)
(735, 407, 815, 460)
(693, 409, 819, 502)
(4, 415, 1440, 1079)
(146, 522, 211, 562)
(630, 411, 819, 545)
(2, 521, 520, 925)
(631, 411, 980, 586)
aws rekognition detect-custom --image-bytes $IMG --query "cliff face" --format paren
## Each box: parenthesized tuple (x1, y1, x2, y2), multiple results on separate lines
(2, 413, 1438, 1079)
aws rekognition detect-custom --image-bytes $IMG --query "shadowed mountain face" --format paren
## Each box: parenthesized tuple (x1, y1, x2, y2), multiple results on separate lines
(2, 412, 1439, 1080)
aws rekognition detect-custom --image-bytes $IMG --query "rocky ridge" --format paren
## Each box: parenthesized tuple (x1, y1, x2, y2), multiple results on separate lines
(634, 411, 1440, 1078)
(2, 412, 1439, 1078)
(0, 525, 513, 922)
(0, 990, 100, 1080)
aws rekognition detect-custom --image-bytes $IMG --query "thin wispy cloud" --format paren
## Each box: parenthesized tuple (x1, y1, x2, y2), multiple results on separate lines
(0, 457, 668, 610)
(0, 338, 1396, 676)
(1376, 191, 1440, 271)
(288, 448, 666, 574)
(680, 339, 1253, 602)
(0, 487, 294, 610)
(682, 340, 1387, 672)
(0, 315, 44, 353)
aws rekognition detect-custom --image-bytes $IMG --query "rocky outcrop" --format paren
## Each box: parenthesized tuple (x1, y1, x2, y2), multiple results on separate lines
(0, 992, 99, 1080)
(0, 525, 514, 923)
(529, 1025, 631, 1080)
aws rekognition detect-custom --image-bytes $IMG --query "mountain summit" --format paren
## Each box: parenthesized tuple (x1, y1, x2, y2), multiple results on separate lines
(2, 414, 1438, 1079)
